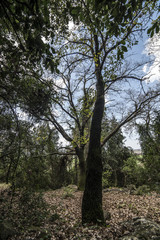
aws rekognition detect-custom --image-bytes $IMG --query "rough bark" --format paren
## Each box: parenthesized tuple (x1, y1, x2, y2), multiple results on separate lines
(114, 170, 118, 187)
(76, 147, 86, 191)
(78, 160, 86, 190)
(82, 68, 105, 224)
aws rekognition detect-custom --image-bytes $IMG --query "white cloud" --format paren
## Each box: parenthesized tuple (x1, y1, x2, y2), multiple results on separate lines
(143, 33, 160, 82)
(104, 94, 110, 105)
(69, 21, 74, 31)
(55, 78, 65, 88)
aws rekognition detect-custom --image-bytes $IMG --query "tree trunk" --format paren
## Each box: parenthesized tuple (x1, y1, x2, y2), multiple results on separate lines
(75, 157, 78, 185)
(82, 68, 105, 224)
(114, 170, 118, 187)
(78, 160, 86, 190)
(76, 147, 86, 190)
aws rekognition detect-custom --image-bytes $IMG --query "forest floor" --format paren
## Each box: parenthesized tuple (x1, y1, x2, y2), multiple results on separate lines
(0, 185, 160, 239)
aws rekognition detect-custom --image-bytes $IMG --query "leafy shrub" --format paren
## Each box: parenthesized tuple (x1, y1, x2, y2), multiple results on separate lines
(135, 185, 150, 195)
(151, 182, 160, 193)
(62, 186, 74, 199)
(102, 170, 112, 188)
(122, 156, 146, 186)
(17, 190, 49, 226)
(14, 157, 51, 191)
(127, 184, 136, 191)
(0, 189, 51, 236)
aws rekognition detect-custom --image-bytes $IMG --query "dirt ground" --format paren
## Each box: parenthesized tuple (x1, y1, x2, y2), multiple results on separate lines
(1, 185, 160, 239)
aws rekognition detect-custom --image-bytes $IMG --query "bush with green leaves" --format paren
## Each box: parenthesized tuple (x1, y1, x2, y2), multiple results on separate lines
(102, 170, 112, 188)
(62, 186, 75, 199)
(135, 185, 151, 195)
(16, 190, 49, 227)
(138, 112, 160, 186)
(102, 116, 132, 187)
(1, 122, 72, 191)
(0, 188, 49, 233)
(122, 155, 146, 186)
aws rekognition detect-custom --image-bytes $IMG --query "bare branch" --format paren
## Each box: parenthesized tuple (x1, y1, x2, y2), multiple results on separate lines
(101, 92, 160, 147)
(32, 151, 76, 158)
(47, 109, 73, 142)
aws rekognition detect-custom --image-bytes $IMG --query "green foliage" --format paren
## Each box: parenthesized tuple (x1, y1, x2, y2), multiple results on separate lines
(123, 111, 160, 189)
(147, 14, 160, 37)
(0, 189, 49, 231)
(135, 185, 151, 195)
(15, 157, 50, 190)
(127, 184, 137, 192)
(0, 1, 70, 147)
(138, 112, 160, 185)
(17, 190, 49, 226)
(20, 78, 52, 117)
(151, 182, 160, 193)
(102, 170, 112, 188)
(0, 0, 63, 72)
(0, 119, 72, 190)
(122, 155, 145, 186)
(69, 0, 159, 60)
(62, 186, 75, 199)
(102, 116, 131, 187)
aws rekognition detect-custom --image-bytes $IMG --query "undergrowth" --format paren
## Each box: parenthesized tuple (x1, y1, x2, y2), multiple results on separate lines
(0, 187, 49, 232)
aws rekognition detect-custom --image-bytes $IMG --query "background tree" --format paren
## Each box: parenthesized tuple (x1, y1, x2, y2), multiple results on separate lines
(122, 154, 145, 187)
(39, 61, 96, 190)
(138, 111, 160, 186)
(102, 116, 131, 187)
(0, 0, 70, 154)
(0, 112, 73, 190)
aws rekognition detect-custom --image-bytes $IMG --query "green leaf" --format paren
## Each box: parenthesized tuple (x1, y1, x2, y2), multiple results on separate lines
(150, 30, 154, 38)
(156, 25, 159, 34)
(121, 45, 128, 52)
(147, 27, 152, 35)
(71, 9, 78, 15)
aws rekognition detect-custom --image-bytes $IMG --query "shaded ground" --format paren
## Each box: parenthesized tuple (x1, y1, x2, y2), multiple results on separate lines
(0, 185, 160, 239)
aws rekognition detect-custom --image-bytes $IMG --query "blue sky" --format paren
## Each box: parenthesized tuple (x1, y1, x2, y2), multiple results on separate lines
(123, 22, 160, 149)
(124, 129, 141, 149)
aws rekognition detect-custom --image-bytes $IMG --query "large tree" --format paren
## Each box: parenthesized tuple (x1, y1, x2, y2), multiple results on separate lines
(25, 0, 159, 223)
(62, 0, 160, 224)
(32, 0, 159, 195)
